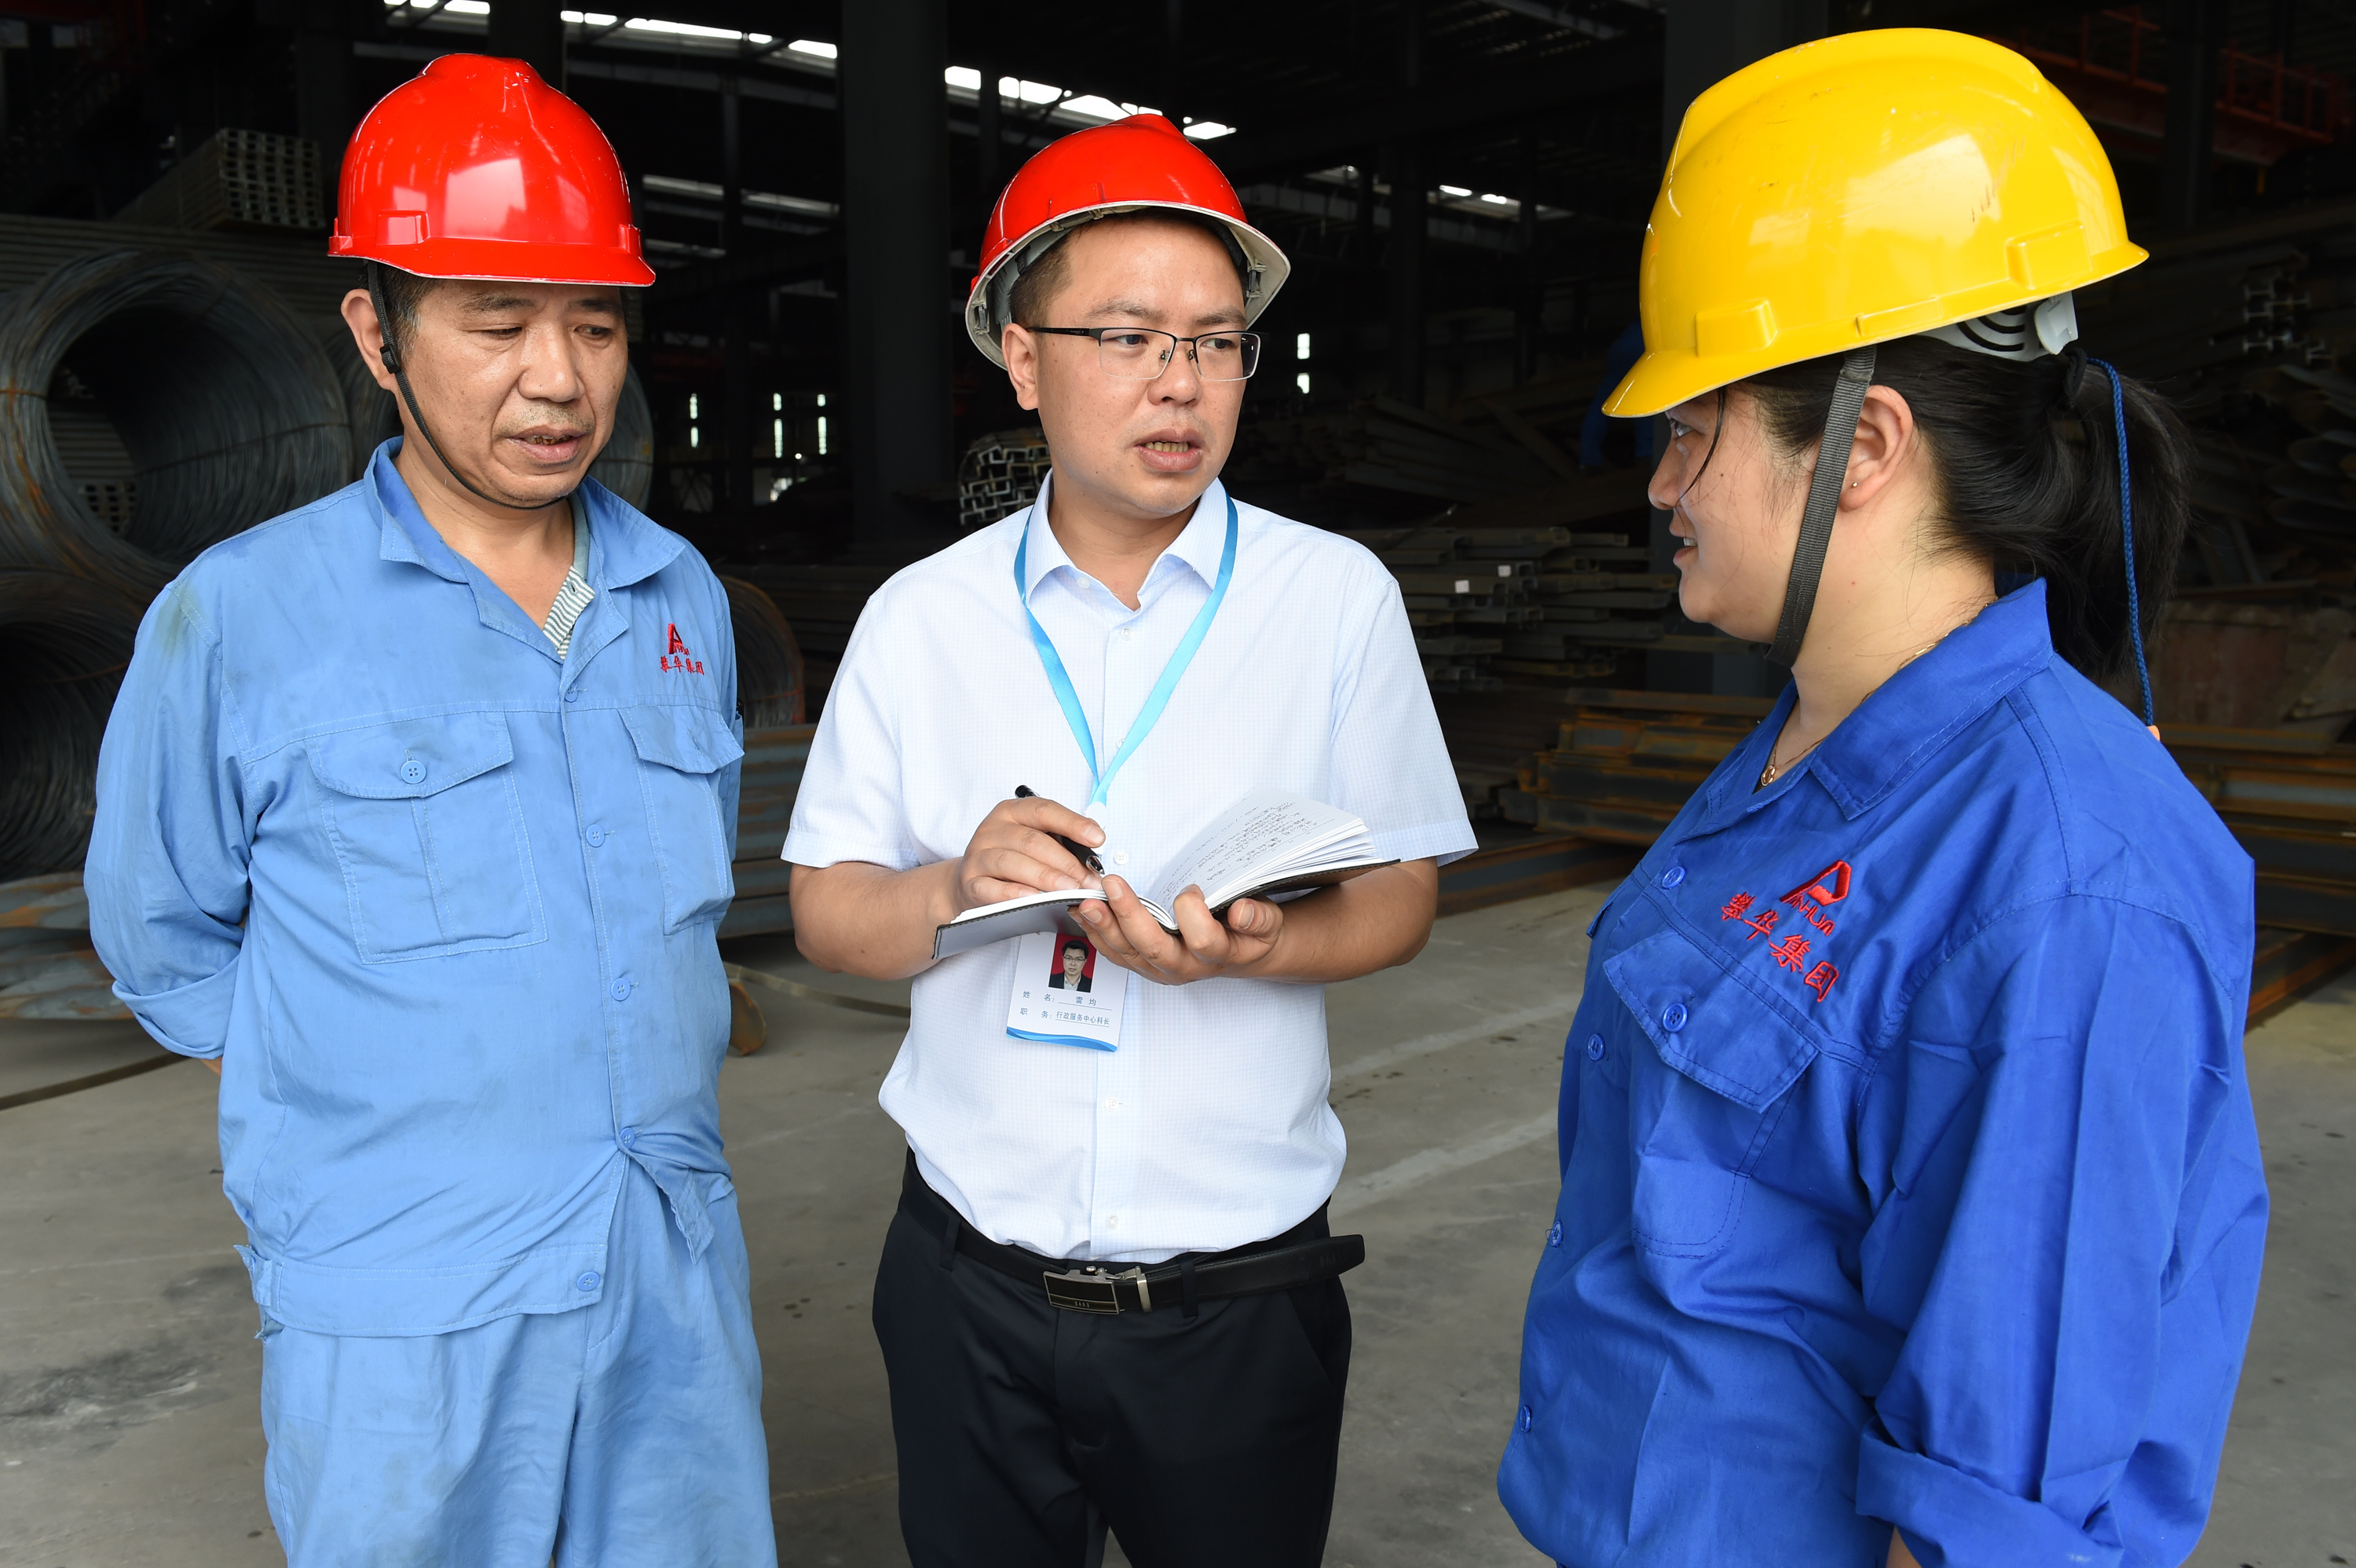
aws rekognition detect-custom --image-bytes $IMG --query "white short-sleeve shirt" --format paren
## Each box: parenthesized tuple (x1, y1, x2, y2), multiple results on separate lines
(783, 477, 1476, 1261)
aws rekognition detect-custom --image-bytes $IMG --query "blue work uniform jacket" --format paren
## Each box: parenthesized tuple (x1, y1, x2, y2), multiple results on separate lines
(1499, 583, 2269, 1568)
(86, 441, 744, 1337)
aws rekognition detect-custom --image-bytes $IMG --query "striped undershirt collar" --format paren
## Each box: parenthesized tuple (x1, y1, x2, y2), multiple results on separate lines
(542, 507, 595, 659)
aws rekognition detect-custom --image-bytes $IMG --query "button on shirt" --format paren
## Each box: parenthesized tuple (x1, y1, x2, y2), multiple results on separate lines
(85, 442, 746, 1337)
(783, 478, 1476, 1262)
(1498, 583, 2268, 1568)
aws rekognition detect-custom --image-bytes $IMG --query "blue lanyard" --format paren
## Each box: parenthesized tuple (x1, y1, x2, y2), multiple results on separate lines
(1013, 495, 1238, 808)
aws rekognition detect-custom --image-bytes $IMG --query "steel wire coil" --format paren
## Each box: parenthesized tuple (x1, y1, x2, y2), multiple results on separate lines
(329, 325, 656, 510)
(723, 576, 805, 729)
(0, 570, 141, 880)
(0, 250, 351, 594)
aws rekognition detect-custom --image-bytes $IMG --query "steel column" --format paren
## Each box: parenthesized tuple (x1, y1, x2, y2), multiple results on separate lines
(840, 0, 953, 561)
(1385, 0, 1427, 405)
(2160, 0, 2226, 230)
(295, 0, 359, 191)
(486, 0, 565, 90)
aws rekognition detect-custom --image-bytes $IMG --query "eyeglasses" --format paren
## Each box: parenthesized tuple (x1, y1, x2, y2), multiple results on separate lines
(1026, 326, 1261, 382)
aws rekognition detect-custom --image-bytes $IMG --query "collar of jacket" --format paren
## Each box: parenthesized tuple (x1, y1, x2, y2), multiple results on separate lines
(1682, 578, 2058, 839)
(364, 437, 683, 594)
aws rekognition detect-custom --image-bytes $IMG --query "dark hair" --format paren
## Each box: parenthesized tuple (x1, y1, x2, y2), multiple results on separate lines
(365, 261, 439, 364)
(1744, 336, 2189, 683)
(1061, 938, 1088, 956)
(1007, 209, 1248, 329)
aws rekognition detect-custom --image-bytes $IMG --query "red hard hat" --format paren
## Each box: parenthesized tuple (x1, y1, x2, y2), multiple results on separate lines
(965, 113, 1288, 366)
(331, 54, 653, 287)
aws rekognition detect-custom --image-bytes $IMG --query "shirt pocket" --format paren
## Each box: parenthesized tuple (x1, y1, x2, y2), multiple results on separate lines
(305, 712, 546, 962)
(1604, 919, 1818, 1259)
(620, 704, 744, 933)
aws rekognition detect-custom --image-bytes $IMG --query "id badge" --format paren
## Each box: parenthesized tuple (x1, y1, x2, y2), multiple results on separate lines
(1005, 930, 1127, 1051)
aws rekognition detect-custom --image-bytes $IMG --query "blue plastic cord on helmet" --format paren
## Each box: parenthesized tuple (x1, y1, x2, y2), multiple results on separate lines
(2088, 357, 2155, 730)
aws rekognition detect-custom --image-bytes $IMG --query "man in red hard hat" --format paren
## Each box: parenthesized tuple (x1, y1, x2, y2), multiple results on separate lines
(788, 114, 1475, 1564)
(86, 56, 774, 1565)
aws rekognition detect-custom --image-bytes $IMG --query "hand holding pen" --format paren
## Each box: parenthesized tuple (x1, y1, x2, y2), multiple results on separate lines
(948, 787, 1107, 916)
(1014, 785, 1105, 873)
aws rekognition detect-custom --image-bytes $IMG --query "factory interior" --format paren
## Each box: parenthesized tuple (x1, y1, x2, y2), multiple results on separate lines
(0, 0, 2353, 1563)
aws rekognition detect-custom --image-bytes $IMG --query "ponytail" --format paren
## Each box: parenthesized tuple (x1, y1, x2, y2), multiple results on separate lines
(1745, 336, 2190, 688)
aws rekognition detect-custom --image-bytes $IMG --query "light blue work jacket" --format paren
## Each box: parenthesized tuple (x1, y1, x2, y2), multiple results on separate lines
(86, 441, 744, 1337)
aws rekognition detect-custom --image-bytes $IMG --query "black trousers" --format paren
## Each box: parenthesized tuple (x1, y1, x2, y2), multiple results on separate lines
(872, 1168, 1352, 1568)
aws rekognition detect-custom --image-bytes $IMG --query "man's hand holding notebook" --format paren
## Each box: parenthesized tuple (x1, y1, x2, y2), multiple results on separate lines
(932, 789, 1395, 961)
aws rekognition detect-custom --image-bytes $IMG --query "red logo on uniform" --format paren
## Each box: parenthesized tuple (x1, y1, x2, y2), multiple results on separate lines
(1718, 861, 1856, 1003)
(660, 623, 706, 675)
(1779, 861, 1852, 935)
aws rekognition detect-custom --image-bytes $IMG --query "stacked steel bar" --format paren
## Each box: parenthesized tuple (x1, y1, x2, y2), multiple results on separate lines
(1247, 396, 1563, 503)
(2167, 725, 2356, 936)
(2072, 213, 2356, 594)
(716, 724, 817, 938)
(1497, 689, 1772, 844)
(110, 129, 328, 234)
(0, 872, 116, 1022)
(1492, 692, 2356, 1019)
(730, 562, 894, 716)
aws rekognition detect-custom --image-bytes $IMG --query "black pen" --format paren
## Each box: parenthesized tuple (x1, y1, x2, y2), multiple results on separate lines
(1013, 785, 1106, 875)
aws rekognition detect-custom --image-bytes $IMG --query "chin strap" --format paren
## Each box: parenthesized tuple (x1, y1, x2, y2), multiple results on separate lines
(368, 269, 572, 514)
(2089, 356, 2160, 739)
(1766, 346, 1878, 669)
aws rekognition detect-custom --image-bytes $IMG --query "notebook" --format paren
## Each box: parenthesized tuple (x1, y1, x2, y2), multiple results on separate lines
(931, 789, 1395, 960)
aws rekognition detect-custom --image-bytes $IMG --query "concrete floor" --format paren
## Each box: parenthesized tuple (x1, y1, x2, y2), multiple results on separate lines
(0, 886, 2348, 1566)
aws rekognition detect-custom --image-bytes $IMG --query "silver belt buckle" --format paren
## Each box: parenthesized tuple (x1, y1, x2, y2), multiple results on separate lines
(1042, 1265, 1151, 1314)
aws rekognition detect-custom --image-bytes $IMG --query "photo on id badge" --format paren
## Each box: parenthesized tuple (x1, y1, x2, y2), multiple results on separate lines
(1007, 930, 1125, 1051)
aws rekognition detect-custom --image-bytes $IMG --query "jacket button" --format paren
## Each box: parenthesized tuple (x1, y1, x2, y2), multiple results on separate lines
(1586, 1033, 1605, 1062)
(1659, 865, 1685, 889)
(1519, 1404, 1534, 1432)
(1661, 1001, 1688, 1033)
(563, 689, 580, 704)
(575, 1271, 601, 1292)
(1547, 1220, 1563, 1248)
(584, 824, 605, 847)
(398, 758, 426, 784)
(611, 977, 631, 1001)
(618, 1126, 636, 1147)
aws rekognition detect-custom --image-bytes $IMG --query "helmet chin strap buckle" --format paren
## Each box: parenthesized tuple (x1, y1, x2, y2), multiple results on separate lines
(1765, 346, 1878, 669)
(368, 268, 573, 516)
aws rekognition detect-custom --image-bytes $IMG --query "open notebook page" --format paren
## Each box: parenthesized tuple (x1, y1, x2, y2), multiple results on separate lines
(1147, 790, 1374, 911)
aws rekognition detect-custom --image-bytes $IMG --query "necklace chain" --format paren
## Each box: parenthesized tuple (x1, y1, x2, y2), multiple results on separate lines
(1757, 631, 1954, 788)
(1758, 733, 1824, 788)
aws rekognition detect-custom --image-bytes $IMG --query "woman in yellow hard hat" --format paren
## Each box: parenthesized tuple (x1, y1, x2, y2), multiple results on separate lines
(1498, 30, 2265, 1568)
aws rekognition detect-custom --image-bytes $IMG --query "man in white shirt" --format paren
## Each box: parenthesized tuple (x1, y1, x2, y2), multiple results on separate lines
(785, 113, 1475, 1568)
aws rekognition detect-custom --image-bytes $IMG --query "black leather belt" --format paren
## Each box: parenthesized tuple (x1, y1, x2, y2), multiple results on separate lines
(898, 1153, 1364, 1316)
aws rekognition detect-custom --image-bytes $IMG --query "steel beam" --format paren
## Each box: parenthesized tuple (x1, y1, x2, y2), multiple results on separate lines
(1210, 33, 1659, 182)
(840, 0, 953, 561)
(2160, 0, 2226, 230)
(487, 0, 565, 89)
(1387, 0, 1428, 405)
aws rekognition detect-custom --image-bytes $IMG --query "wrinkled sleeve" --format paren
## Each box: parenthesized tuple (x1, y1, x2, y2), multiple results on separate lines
(712, 575, 743, 862)
(84, 583, 252, 1058)
(1856, 895, 2267, 1568)
(781, 590, 919, 872)
(1326, 565, 1477, 868)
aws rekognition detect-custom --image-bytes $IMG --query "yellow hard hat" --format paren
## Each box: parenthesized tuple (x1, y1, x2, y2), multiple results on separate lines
(1606, 28, 2146, 418)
